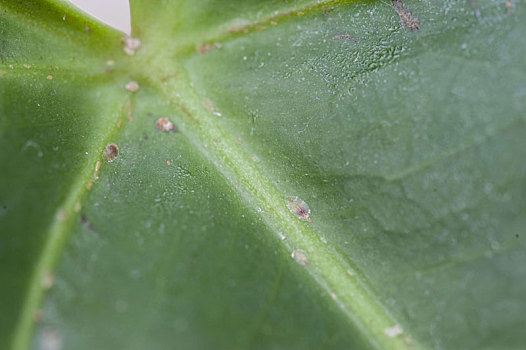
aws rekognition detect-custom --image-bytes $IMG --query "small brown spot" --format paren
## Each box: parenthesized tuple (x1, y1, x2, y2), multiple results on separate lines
(468, 0, 482, 19)
(46, 75, 53, 80)
(286, 196, 312, 222)
(166, 160, 171, 165)
(197, 44, 212, 55)
(392, 0, 420, 31)
(161, 73, 177, 82)
(197, 42, 222, 55)
(291, 249, 309, 266)
(103, 143, 119, 162)
(86, 180, 93, 190)
(505, 0, 514, 8)
(155, 118, 177, 132)
(322, 6, 335, 16)
(228, 24, 249, 34)
(125, 81, 139, 92)
(333, 34, 352, 40)
(85, 26, 92, 34)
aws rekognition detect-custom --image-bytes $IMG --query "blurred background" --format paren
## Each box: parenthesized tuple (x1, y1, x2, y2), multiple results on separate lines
(68, 0, 130, 34)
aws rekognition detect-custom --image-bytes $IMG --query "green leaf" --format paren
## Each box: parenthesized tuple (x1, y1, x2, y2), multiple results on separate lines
(1, 0, 525, 349)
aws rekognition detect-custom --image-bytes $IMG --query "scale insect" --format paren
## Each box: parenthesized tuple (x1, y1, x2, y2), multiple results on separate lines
(286, 196, 312, 223)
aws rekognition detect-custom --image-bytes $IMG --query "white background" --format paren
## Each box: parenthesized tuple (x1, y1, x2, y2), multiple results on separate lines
(68, 0, 130, 34)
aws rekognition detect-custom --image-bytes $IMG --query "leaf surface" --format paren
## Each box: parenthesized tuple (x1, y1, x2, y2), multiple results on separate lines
(1, 0, 525, 349)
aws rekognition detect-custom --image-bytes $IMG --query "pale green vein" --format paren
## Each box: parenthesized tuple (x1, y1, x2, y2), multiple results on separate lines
(177, 0, 354, 57)
(10, 94, 133, 350)
(129, 0, 354, 62)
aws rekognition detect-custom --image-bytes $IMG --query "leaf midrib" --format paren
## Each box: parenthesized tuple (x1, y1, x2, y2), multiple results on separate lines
(132, 54, 419, 349)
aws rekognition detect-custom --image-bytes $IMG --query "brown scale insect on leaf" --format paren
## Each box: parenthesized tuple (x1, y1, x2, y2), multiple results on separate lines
(103, 143, 119, 162)
(392, 0, 420, 32)
(125, 81, 139, 92)
(291, 249, 309, 266)
(286, 196, 312, 222)
(197, 42, 222, 55)
(333, 34, 353, 40)
(155, 117, 177, 132)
